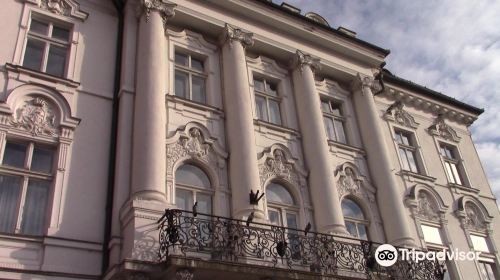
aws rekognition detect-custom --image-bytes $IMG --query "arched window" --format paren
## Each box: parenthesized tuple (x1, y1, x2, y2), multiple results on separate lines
(266, 183, 298, 229)
(175, 163, 212, 215)
(342, 198, 368, 240)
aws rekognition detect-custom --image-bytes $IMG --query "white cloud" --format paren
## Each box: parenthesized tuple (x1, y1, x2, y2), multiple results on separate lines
(287, 0, 500, 206)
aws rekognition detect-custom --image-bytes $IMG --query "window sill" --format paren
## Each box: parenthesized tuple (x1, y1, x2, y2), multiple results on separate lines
(328, 140, 365, 155)
(166, 95, 223, 116)
(398, 170, 436, 182)
(5, 63, 80, 88)
(253, 119, 299, 136)
(0, 232, 43, 243)
(448, 183, 480, 194)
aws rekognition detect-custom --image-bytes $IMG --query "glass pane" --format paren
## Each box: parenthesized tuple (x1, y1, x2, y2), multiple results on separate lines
(267, 183, 294, 205)
(334, 119, 347, 144)
(175, 164, 210, 188)
(175, 189, 192, 211)
(450, 164, 462, 185)
(399, 148, 410, 171)
(421, 225, 443, 245)
(395, 132, 403, 144)
(341, 199, 364, 219)
(324, 117, 336, 141)
(0, 175, 22, 233)
(3, 142, 27, 168)
(266, 81, 278, 96)
(286, 213, 298, 229)
(175, 71, 189, 98)
(175, 53, 188, 66)
(30, 19, 48, 35)
(52, 26, 70, 41)
(471, 235, 490, 252)
(330, 102, 342, 116)
(357, 224, 368, 240)
(255, 95, 268, 121)
(191, 76, 206, 103)
(345, 221, 357, 237)
(268, 100, 282, 125)
(191, 57, 204, 71)
(23, 39, 45, 71)
(320, 101, 330, 112)
(444, 162, 456, 183)
(46, 45, 67, 77)
(31, 146, 54, 173)
(406, 150, 419, 173)
(196, 193, 212, 215)
(482, 262, 495, 280)
(21, 179, 49, 235)
(254, 78, 265, 92)
(401, 133, 410, 146)
(268, 209, 280, 225)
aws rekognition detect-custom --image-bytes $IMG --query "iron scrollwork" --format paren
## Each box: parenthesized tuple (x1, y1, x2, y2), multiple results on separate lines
(158, 209, 445, 279)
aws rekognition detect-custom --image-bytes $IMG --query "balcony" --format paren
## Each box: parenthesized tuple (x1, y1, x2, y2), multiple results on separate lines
(157, 209, 445, 280)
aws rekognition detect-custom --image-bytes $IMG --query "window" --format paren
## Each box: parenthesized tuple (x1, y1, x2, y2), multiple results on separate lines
(395, 130, 419, 173)
(421, 224, 443, 245)
(321, 100, 347, 144)
(479, 262, 497, 280)
(175, 164, 212, 215)
(471, 234, 490, 253)
(22, 17, 70, 77)
(439, 144, 464, 185)
(174, 52, 207, 103)
(341, 198, 368, 240)
(0, 141, 55, 235)
(254, 77, 282, 125)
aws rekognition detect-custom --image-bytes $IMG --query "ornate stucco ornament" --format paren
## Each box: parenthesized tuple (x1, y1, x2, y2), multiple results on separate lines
(353, 73, 383, 94)
(464, 203, 487, 232)
(257, 145, 307, 189)
(223, 24, 254, 48)
(35, 0, 88, 20)
(175, 269, 193, 280)
(383, 101, 419, 128)
(10, 97, 59, 136)
(294, 50, 321, 73)
(138, 0, 176, 25)
(428, 114, 460, 142)
(337, 167, 361, 197)
(416, 192, 439, 222)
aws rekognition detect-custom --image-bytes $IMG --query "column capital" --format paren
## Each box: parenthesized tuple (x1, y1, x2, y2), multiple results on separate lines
(221, 23, 254, 48)
(352, 73, 382, 93)
(137, 0, 176, 25)
(292, 50, 321, 73)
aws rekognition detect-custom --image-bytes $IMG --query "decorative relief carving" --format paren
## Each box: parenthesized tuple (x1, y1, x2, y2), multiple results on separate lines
(223, 24, 254, 48)
(37, 0, 88, 20)
(138, 0, 176, 25)
(176, 269, 194, 280)
(337, 167, 361, 197)
(294, 50, 320, 73)
(383, 101, 419, 128)
(416, 192, 439, 222)
(428, 114, 460, 142)
(353, 73, 382, 94)
(166, 123, 228, 176)
(464, 202, 486, 232)
(257, 145, 307, 189)
(10, 97, 59, 136)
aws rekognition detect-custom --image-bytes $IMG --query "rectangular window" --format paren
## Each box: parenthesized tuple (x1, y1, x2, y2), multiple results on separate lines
(0, 141, 55, 235)
(439, 144, 464, 185)
(174, 52, 207, 103)
(23, 18, 70, 77)
(395, 130, 419, 173)
(479, 262, 497, 280)
(254, 77, 282, 125)
(471, 234, 490, 253)
(321, 100, 347, 144)
(421, 224, 443, 245)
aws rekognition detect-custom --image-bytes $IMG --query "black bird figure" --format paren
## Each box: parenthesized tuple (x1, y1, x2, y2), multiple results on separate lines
(304, 222, 312, 236)
(246, 211, 255, 227)
(192, 201, 198, 217)
(249, 190, 265, 205)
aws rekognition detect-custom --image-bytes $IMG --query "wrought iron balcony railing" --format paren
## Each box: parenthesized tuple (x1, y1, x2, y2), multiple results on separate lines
(158, 209, 445, 279)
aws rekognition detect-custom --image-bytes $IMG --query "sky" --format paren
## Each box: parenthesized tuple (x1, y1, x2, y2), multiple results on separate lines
(285, 0, 500, 207)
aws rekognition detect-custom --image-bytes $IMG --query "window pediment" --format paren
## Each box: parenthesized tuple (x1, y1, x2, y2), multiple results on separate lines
(383, 101, 419, 129)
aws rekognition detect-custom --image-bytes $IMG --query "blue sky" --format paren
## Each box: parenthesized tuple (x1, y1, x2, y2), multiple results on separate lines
(286, 0, 500, 206)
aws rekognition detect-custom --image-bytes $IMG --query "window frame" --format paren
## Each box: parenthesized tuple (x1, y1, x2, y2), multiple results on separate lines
(394, 129, 420, 173)
(174, 51, 208, 104)
(266, 183, 299, 229)
(341, 198, 369, 240)
(253, 76, 283, 125)
(0, 139, 56, 236)
(174, 163, 214, 215)
(439, 143, 466, 186)
(321, 99, 348, 144)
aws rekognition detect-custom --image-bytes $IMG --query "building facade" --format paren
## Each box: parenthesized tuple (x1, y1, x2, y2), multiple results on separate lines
(0, 0, 498, 279)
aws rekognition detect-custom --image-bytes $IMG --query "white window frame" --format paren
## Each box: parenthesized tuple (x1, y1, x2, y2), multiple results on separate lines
(253, 76, 283, 125)
(321, 99, 348, 144)
(439, 143, 466, 186)
(174, 163, 214, 215)
(394, 129, 420, 173)
(341, 198, 369, 240)
(174, 51, 208, 104)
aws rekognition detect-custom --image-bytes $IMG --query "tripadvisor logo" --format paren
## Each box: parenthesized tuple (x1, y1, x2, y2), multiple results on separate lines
(374, 243, 481, 267)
